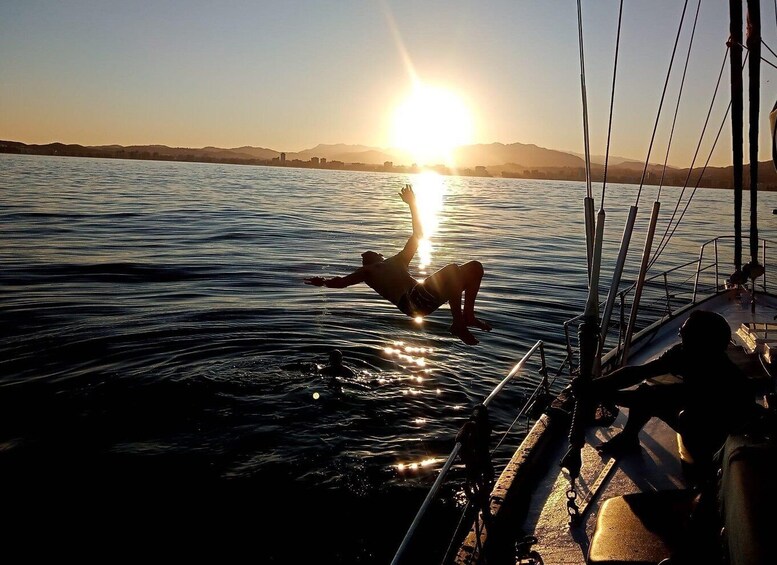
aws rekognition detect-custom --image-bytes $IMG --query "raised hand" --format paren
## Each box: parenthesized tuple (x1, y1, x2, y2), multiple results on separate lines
(399, 183, 416, 205)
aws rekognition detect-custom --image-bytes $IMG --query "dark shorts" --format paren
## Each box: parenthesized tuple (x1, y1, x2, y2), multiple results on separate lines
(397, 283, 444, 317)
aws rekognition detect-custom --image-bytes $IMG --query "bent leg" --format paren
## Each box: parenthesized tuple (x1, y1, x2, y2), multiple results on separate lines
(423, 265, 477, 345)
(597, 382, 684, 455)
(459, 261, 490, 331)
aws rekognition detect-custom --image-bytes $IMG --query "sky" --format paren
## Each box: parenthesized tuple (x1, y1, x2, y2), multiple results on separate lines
(2, 0, 777, 167)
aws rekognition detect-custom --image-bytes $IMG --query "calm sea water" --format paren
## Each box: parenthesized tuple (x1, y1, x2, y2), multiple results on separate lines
(2, 153, 777, 560)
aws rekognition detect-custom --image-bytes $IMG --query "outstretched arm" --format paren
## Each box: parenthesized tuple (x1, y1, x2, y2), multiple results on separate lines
(400, 184, 423, 239)
(304, 268, 366, 288)
(591, 356, 669, 393)
(397, 184, 422, 266)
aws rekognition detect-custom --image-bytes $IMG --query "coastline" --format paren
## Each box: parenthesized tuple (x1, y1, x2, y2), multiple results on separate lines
(3, 139, 776, 190)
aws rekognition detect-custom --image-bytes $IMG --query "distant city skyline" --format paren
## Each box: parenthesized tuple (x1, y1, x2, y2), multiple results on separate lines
(3, 1, 777, 168)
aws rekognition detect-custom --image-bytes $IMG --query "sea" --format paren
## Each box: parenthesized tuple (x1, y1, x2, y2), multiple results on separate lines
(2, 153, 776, 561)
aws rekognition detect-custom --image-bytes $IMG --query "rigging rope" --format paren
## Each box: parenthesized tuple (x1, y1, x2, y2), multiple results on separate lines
(577, 0, 593, 200)
(656, 0, 701, 202)
(762, 38, 777, 60)
(601, 0, 624, 209)
(734, 39, 777, 70)
(650, 71, 738, 269)
(649, 47, 732, 268)
(759, 53, 777, 70)
(635, 0, 690, 206)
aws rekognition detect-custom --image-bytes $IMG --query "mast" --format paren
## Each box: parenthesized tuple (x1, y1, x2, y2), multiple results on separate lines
(730, 0, 744, 280)
(747, 0, 761, 271)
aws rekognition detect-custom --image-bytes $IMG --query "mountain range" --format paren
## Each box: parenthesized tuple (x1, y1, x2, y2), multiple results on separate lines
(3, 138, 777, 190)
(2, 139, 593, 169)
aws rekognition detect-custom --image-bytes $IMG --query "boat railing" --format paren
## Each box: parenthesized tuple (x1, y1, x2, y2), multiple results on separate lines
(391, 339, 567, 565)
(564, 235, 777, 372)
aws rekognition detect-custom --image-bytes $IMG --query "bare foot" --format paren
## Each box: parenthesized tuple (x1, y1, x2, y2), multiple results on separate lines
(450, 323, 478, 345)
(465, 316, 492, 331)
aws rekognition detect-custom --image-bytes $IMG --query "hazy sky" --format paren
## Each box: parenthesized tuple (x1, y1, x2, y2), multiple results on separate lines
(3, 1, 777, 167)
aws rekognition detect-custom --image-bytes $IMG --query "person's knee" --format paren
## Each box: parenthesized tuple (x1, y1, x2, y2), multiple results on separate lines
(463, 261, 484, 279)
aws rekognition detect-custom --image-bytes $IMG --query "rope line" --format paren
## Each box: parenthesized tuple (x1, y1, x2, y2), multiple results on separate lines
(732, 38, 777, 70)
(577, 0, 593, 200)
(759, 54, 777, 71)
(657, 0, 701, 202)
(650, 47, 730, 267)
(762, 37, 777, 59)
(636, 0, 690, 205)
(651, 52, 748, 269)
(601, 0, 624, 209)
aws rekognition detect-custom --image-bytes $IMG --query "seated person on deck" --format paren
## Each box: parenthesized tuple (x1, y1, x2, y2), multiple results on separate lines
(304, 184, 491, 346)
(591, 310, 761, 472)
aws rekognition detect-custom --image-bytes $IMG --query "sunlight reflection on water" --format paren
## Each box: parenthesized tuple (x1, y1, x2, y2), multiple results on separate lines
(412, 171, 447, 272)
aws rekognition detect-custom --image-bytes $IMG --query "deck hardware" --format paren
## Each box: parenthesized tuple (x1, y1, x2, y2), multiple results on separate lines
(515, 535, 543, 565)
(565, 486, 580, 523)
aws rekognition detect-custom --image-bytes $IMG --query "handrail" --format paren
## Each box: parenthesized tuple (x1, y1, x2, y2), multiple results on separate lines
(566, 235, 776, 370)
(484, 340, 543, 406)
(390, 340, 546, 565)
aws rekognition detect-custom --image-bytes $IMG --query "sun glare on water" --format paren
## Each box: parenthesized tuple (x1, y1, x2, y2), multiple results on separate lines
(411, 172, 446, 272)
(392, 84, 473, 167)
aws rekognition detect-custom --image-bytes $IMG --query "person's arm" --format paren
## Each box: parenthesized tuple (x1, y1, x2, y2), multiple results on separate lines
(400, 184, 423, 239)
(591, 355, 669, 393)
(397, 184, 422, 265)
(304, 268, 366, 288)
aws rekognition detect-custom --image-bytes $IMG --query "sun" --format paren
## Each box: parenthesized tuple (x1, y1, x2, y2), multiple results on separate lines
(392, 84, 474, 166)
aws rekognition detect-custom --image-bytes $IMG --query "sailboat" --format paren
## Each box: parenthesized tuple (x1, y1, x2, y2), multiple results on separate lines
(392, 2, 777, 564)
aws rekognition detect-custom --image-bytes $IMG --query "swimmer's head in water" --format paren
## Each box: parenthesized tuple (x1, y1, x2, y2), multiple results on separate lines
(361, 251, 384, 266)
(679, 310, 731, 352)
(329, 349, 343, 367)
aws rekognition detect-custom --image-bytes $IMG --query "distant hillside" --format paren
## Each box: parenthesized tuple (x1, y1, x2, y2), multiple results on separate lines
(227, 146, 279, 160)
(0, 139, 589, 169)
(452, 142, 584, 168)
(4, 138, 777, 190)
(568, 151, 669, 169)
(290, 144, 389, 162)
(286, 141, 586, 168)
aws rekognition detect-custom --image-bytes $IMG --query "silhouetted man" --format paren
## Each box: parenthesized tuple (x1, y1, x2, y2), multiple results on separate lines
(305, 184, 491, 345)
(592, 310, 760, 472)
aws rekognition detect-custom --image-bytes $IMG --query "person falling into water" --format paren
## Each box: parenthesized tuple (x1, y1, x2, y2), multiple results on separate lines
(304, 184, 491, 345)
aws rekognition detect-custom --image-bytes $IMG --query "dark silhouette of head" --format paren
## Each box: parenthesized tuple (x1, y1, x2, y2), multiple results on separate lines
(329, 349, 343, 368)
(679, 310, 731, 353)
(361, 251, 384, 266)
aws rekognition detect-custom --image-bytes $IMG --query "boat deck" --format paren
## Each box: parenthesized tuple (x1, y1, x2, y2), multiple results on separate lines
(524, 410, 685, 564)
(456, 287, 777, 565)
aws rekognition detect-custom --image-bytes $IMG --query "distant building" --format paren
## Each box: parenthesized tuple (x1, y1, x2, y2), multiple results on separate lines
(280, 152, 286, 164)
(321, 158, 327, 164)
(384, 161, 393, 168)
(311, 157, 319, 165)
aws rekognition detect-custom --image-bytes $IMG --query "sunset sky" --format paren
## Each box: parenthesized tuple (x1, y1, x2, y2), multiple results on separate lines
(3, 1, 777, 167)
